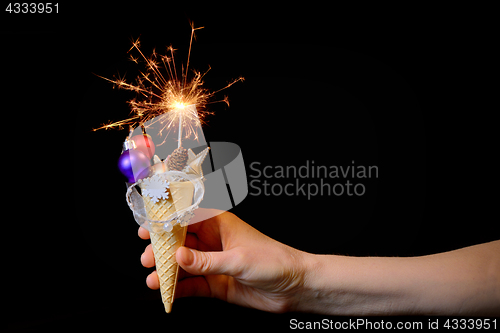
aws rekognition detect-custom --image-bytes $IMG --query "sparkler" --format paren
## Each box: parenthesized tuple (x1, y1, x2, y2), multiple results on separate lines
(93, 24, 244, 147)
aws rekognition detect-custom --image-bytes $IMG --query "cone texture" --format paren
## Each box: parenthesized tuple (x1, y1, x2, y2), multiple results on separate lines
(141, 181, 194, 313)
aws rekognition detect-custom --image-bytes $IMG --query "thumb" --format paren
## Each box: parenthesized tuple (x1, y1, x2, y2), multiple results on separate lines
(176, 246, 238, 276)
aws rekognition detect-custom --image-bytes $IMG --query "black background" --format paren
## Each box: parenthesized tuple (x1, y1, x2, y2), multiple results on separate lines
(3, 3, 498, 331)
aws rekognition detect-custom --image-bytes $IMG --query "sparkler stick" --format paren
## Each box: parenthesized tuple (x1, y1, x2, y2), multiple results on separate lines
(178, 110, 183, 148)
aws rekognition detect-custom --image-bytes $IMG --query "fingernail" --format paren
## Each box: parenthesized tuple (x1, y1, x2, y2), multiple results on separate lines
(182, 248, 194, 266)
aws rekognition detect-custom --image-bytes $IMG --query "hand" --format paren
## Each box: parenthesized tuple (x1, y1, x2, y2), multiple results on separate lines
(139, 210, 500, 315)
(139, 208, 308, 313)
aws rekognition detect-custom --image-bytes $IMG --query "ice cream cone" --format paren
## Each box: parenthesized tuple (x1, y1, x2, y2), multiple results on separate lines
(141, 180, 194, 313)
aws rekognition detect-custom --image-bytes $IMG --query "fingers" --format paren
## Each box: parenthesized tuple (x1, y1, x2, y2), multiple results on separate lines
(141, 234, 199, 268)
(190, 208, 226, 228)
(142, 244, 195, 290)
(184, 232, 199, 249)
(176, 246, 241, 277)
(146, 270, 160, 290)
(176, 276, 211, 298)
(146, 257, 230, 299)
(140, 244, 155, 268)
(138, 226, 150, 240)
(176, 275, 230, 300)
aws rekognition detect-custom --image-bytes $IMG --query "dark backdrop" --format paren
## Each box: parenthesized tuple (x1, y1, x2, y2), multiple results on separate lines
(3, 4, 498, 331)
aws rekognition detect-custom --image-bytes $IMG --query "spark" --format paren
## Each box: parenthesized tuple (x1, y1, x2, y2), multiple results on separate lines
(93, 25, 243, 140)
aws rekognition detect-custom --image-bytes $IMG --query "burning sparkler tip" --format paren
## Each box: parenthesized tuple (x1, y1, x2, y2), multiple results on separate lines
(94, 26, 242, 135)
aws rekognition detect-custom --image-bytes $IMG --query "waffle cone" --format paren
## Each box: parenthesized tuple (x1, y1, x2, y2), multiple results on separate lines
(141, 180, 194, 313)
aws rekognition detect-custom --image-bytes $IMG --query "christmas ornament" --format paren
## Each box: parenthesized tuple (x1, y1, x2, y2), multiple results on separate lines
(131, 134, 155, 159)
(118, 138, 151, 183)
(167, 147, 188, 171)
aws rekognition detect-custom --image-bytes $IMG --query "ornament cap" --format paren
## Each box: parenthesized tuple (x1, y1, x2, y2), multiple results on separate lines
(123, 138, 137, 151)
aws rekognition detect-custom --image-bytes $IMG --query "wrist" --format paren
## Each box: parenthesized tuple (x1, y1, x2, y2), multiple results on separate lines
(293, 254, 418, 315)
(292, 252, 341, 314)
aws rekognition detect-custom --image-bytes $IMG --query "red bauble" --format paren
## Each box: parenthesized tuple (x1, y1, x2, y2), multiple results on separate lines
(131, 134, 156, 159)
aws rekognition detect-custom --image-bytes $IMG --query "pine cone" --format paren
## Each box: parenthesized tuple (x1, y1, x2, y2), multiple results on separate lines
(167, 147, 189, 171)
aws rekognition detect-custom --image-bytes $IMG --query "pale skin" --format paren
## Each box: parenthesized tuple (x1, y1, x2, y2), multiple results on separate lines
(139, 208, 500, 316)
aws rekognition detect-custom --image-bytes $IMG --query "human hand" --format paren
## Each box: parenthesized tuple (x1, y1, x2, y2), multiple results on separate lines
(139, 208, 308, 313)
(140, 211, 500, 316)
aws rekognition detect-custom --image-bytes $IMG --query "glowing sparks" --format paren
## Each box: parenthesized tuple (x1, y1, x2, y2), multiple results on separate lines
(174, 102, 186, 109)
(93, 25, 244, 141)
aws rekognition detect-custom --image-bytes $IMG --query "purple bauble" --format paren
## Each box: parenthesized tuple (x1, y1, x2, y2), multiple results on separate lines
(118, 149, 151, 183)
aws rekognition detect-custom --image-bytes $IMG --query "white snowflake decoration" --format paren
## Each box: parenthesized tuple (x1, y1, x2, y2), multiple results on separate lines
(140, 174, 170, 203)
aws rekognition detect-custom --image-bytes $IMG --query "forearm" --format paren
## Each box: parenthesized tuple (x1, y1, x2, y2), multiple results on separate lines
(294, 240, 500, 316)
